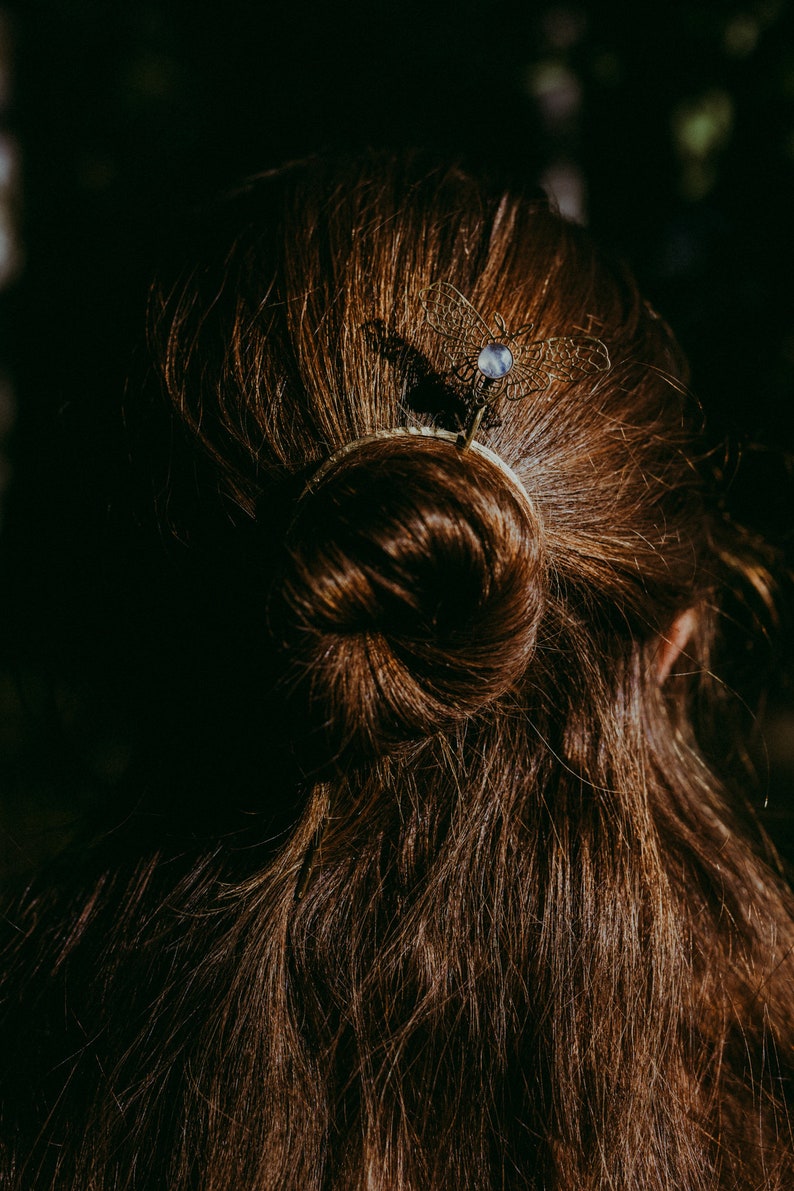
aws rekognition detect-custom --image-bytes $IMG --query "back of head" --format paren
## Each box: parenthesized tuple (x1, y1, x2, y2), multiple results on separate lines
(5, 152, 794, 1190)
(150, 153, 704, 768)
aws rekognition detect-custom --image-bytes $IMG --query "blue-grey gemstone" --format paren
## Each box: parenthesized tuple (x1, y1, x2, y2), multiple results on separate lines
(477, 342, 513, 379)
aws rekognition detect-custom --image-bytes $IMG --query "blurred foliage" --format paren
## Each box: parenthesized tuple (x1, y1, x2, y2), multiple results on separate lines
(0, 0, 792, 875)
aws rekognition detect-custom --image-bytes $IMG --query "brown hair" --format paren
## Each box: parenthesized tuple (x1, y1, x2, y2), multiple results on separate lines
(2, 152, 793, 1189)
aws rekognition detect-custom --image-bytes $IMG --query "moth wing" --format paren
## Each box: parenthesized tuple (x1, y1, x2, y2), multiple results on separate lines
(534, 336, 611, 379)
(502, 358, 553, 400)
(503, 337, 611, 401)
(420, 282, 492, 370)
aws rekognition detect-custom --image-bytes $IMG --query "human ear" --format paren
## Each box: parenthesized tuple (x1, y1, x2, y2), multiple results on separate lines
(656, 608, 697, 682)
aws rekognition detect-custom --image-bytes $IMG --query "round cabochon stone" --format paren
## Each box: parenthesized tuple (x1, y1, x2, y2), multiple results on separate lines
(477, 342, 513, 379)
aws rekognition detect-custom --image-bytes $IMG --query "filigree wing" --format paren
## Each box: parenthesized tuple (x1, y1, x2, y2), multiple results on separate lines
(504, 336, 611, 401)
(420, 281, 493, 372)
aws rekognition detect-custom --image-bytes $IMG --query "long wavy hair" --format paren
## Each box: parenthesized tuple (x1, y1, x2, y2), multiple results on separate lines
(2, 153, 793, 1189)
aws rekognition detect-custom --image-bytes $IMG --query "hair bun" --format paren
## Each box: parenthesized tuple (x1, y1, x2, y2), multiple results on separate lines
(271, 434, 544, 761)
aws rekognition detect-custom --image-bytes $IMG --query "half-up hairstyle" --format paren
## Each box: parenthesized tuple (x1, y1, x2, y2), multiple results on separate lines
(2, 152, 793, 1190)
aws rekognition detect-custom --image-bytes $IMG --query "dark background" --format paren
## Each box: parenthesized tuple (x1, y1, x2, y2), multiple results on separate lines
(0, 0, 792, 875)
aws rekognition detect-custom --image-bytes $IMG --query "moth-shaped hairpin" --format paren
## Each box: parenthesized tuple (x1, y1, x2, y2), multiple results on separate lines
(420, 281, 611, 449)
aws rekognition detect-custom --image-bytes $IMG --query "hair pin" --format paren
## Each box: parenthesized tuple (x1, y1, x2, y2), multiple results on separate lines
(304, 425, 532, 506)
(420, 282, 611, 449)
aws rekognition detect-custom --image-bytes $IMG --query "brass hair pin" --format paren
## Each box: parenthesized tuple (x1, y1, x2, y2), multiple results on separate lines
(420, 281, 611, 450)
(303, 426, 532, 508)
(303, 284, 610, 502)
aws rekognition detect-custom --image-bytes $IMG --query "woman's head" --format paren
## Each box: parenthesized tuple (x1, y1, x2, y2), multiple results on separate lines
(149, 152, 714, 772)
(5, 152, 793, 1191)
